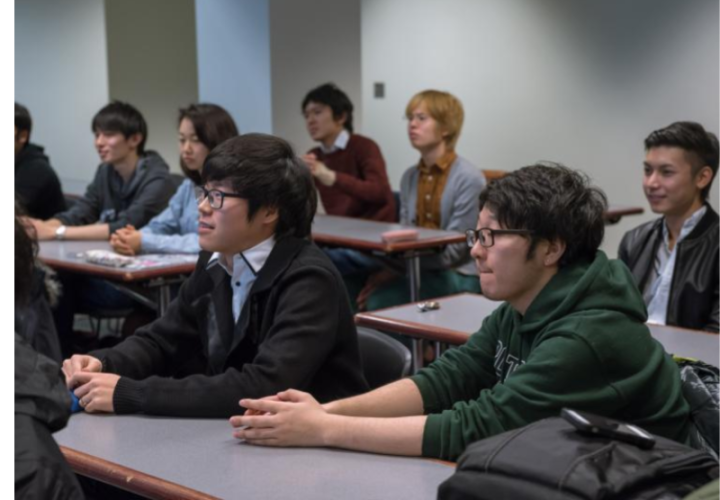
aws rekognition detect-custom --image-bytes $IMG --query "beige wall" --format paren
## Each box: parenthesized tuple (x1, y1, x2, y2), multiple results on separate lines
(270, 0, 362, 155)
(15, 0, 110, 194)
(105, 0, 199, 173)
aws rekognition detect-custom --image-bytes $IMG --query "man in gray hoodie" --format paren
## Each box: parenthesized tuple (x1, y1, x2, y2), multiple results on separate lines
(28, 101, 173, 241)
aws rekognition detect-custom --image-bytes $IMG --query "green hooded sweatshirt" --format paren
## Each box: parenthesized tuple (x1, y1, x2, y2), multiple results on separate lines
(411, 251, 690, 461)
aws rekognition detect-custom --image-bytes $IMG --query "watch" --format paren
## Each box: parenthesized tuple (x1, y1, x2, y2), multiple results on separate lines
(55, 225, 67, 240)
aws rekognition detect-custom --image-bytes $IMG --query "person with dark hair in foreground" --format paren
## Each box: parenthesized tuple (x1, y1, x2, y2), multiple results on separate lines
(15, 212, 84, 499)
(230, 163, 690, 461)
(14, 202, 63, 363)
(62, 134, 369, 417)
(619, 121, 719, 332)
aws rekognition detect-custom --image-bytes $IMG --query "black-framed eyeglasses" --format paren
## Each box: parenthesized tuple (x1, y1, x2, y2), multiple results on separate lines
(196, 186, 245, 210)
(465, 228, 534, 248)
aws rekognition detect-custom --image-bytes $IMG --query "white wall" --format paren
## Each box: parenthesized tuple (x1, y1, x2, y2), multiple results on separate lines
(105, 0, 199, 173)
(15, 0, 109, 194)
(361, 0, 719, 256)
(270, 0, 362, 154)
(196, 0, 273, 135)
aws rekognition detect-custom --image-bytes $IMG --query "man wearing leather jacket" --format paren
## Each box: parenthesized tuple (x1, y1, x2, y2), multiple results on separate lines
(619, 121, 718, 332)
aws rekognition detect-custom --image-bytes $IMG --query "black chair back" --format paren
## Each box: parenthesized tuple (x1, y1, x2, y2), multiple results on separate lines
(357, 326, 412, 389)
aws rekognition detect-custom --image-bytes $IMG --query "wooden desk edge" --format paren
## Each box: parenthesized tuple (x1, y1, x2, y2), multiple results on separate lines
(60, 446, 219, 500)
(313, 233, 464, 253)
(356, 314, 469, 345)
(41, 258, 195, 282)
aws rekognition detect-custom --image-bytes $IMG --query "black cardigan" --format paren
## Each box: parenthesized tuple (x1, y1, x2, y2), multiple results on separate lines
(96, 236, 369, 417)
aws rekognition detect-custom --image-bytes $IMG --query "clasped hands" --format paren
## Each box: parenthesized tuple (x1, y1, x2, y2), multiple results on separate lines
(301, 154, 337, 187)
(110, 224, 142, 255)
(62, 355, 119, 413)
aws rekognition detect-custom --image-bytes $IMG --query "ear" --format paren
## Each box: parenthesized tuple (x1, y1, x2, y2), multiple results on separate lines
(336, 112, 347, 127)
(17, 129, 29, 147)
(543, 238, 567, 267)
(127, 133, 143, 151)
(695, 165, 714, 192)
(261, 206, 279, 225)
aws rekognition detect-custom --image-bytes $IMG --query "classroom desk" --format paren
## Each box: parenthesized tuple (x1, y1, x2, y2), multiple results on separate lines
(54, 414, 454, 500)
(312, 214, 466, 369)
(604, 205, 644, 224)
(356, 293, 719, 367)
(312, 214, 465, 302)
(39, 240, 197, 316)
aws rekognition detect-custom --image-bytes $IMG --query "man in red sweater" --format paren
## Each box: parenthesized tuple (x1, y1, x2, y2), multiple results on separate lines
(302, 83, 396, 276)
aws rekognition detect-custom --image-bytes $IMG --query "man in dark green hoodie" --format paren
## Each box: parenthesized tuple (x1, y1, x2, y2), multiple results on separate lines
(230, 163, 690, 462)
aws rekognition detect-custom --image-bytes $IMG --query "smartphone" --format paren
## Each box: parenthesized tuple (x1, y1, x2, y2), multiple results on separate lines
(561, 408, 656, 450)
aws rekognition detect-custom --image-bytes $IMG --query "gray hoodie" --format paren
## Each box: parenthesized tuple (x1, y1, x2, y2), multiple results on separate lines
(55, 151, 174, 233)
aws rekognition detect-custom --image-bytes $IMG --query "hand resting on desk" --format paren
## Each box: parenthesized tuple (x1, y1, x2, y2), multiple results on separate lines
(68, 372, 120, 413)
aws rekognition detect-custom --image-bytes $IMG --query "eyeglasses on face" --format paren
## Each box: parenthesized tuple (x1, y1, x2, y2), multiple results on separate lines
(196, 186, 245, 210)
(465, 228, 534, 248)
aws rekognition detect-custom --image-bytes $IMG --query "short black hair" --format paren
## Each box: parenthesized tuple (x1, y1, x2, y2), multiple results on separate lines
(644, 121, 719, 201)
(302, 83, 354, 133)
(178, 103, 239, 185)
(202, 133, 317, 239)
(15, 102, 32, 143)
(15, 202, 37, 306)
(91, 101, 148, 155)
(478, 163, 608, 268)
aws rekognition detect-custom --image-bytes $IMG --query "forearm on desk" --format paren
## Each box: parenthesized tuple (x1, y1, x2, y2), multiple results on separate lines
(324, 413, 426, 457)
(326, 378, 424, 418)
(64, 224, 110, 240)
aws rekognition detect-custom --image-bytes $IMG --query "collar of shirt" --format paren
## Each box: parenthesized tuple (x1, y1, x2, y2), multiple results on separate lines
(661, 205, 707, 250)
(206, 235, 276, 279)
(320, 129, 350, 154)
(206, 236, 277, 322)
(418, 151, 457, 174)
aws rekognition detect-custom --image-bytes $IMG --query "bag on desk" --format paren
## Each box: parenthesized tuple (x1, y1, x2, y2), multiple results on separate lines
(437, 416, 718, 500)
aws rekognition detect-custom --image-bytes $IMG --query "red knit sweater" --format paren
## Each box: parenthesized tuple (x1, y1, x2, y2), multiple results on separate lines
(309, 134, 396, 222)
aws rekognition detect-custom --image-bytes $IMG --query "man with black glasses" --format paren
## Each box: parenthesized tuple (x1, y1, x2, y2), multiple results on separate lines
(230, 163, 690, 461)
(62, 134, 368, 417)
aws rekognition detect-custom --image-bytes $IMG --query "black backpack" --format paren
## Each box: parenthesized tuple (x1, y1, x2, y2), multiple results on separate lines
(438, 416, 718, 500)
(676, 358, 719, 460)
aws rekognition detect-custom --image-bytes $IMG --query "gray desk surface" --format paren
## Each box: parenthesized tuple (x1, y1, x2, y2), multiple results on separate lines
(39, 240, 197, 282)
(357, 293, 719, 367)
(312, 214, 465, 253)
(55, 414, 454, 500)
(356, 293, 502, 345)
(647, 325, 719, 366)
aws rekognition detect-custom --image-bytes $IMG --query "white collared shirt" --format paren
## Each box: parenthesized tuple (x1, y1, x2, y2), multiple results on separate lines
(645, 205, 707, 325)
(206, 236, 276, 322)
(319, 129, 350, 154)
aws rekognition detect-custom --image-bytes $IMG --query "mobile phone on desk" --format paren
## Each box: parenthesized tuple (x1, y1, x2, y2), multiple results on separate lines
(561, 408, 656, 450)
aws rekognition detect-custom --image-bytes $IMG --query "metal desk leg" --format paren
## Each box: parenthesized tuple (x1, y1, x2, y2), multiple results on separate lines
(407, 254, 424, 373)
(407, 254, 422, 302)
(412, 339, 424, 373)
(157, 285, 172, 317)
(111, 283, 158, 312)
